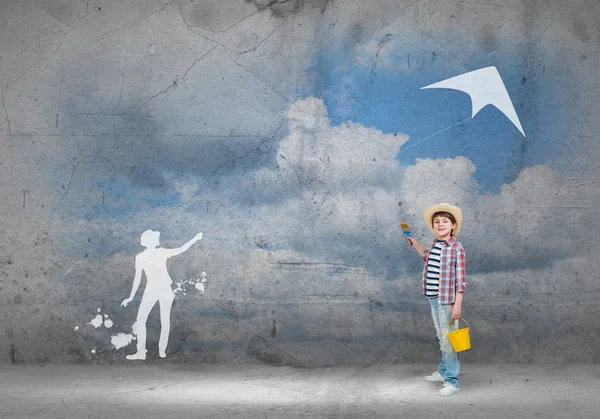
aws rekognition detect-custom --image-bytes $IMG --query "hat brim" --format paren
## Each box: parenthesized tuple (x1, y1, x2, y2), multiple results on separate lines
(423, 203, 463, 237)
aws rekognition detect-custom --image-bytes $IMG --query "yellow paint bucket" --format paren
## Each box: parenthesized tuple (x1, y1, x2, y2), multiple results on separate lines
(446, 318, 471, 352)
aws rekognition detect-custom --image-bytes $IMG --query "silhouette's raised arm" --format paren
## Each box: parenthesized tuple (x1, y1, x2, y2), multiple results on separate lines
(164, 232, 203, 258)
(121, 255, 143, 307)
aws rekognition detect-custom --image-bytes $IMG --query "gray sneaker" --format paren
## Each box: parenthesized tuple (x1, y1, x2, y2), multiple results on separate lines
(424, 371, 445, 382)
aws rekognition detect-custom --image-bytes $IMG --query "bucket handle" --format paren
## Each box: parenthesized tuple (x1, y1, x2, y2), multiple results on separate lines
(445, 317, 469, 329)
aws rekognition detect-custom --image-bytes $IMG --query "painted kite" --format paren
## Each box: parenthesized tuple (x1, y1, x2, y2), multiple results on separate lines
(421, 66, 526, 137)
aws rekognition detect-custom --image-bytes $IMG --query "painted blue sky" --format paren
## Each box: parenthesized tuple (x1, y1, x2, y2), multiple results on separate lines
(94, 177, 181, 218)
(307, 41, 575, 193)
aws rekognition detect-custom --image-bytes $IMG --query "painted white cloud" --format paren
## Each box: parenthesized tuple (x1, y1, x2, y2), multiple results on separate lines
(398, 156, 588, 274)
(213, 96, 590, 280)
(101, 95, 587, 279)
(209, 97, 409, 243)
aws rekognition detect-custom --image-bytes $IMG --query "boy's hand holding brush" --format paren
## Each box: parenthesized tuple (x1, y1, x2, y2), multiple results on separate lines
(400, 223, 427, 256)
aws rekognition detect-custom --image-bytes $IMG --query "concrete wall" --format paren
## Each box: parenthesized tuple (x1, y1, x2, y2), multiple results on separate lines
(1, 0, 599, 364)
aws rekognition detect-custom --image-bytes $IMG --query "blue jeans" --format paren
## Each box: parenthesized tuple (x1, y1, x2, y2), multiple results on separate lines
(428, 297, 460, 387)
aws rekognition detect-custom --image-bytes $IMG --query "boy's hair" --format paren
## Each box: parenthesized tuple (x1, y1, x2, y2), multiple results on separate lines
(432, 211, 457, 236)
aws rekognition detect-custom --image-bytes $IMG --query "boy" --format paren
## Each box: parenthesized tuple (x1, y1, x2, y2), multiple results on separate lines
(406, 203, 467, 396)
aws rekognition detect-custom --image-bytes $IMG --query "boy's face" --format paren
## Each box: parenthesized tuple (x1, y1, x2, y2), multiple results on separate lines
(433, 215, 456, 240)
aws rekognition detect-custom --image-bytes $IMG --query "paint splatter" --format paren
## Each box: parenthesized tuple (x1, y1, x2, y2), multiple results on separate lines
(111, 333, 135, 349)
(196, 272, 208, 294)
(174, 282, 184, 294)
(89, 314, 103, 328)
(173, 271, 209, 296)
(194, 282, 205, 294)
(86, 309, 115, 329)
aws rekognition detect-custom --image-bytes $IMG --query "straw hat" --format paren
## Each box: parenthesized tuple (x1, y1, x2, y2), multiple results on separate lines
(423, 203, 463, 237)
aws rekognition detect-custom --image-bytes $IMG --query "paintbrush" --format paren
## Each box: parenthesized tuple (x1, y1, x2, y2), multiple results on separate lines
(399, 223, 411, 237)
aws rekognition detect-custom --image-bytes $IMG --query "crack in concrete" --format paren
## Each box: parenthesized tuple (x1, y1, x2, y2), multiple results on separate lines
(5, 10, 95, 93)
(175, 0, 239, 56)
(370, 34, 393, 84)
(269, 102, 292, 139)
(47, 160, 81, 224)
(105, 3, 177, 39)
(60, 397, 72, 414)
(41, 8, 74, 30)
(377, 0, 420, 36)
(184, 135, 275, 205)
(86, 254, 116, 291)
(112, 116, 120, 153)
(0, 56, 12, 136)
(189, 9, 263, 35)
(64, 376, 83, 398)
(302, 0, 330, 62)
(112, 58, 128, 111)
(237, 21, 286, 56)
(223, 53, 290, 107)
(176, 0, 300, 61)
(135, 45, 217, 111)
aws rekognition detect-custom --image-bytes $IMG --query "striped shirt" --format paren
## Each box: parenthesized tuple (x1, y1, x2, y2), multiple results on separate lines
(421, 236, 467, 304)
(425, 240, 445, 298)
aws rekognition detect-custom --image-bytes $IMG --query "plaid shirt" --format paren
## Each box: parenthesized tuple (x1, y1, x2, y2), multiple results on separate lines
(421, 236, 467, 304)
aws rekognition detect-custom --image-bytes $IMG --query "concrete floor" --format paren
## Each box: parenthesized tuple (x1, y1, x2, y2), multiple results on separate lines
(1, 364, 598, 418)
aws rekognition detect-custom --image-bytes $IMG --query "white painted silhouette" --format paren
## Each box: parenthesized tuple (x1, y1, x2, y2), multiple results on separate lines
(121, 230, 203, 360)
(421, 66, 526, 137)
